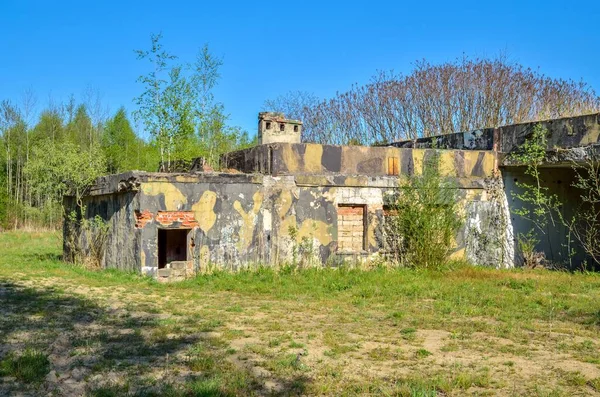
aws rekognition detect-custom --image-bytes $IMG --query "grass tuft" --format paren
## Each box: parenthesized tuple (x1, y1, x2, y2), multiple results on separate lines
(0, 348, 50, 383)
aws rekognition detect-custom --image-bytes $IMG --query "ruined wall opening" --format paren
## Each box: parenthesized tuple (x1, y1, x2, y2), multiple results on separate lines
(337, 204, 367, 253)
(158, 229, 190, 269)
(502, 166, 590, 268)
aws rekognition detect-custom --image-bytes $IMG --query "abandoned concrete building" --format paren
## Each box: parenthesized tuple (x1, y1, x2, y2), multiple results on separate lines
(64, 111, 600, 280)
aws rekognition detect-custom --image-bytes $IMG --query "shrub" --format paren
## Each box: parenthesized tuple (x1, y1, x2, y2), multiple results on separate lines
(385, 151, 463, 269)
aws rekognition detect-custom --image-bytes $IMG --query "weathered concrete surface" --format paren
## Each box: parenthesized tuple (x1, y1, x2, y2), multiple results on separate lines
(258, 112, 302, 145)
(223, 143, 496, 181)
(501, 166, 589, 266)
(390, 128, 495, 150)
(63, 191, 140, 272)
(74, 112, 600, 276)
(497, 113, 600, 153)
(66, 145, 504, 277)
(390, 113, 600, 155)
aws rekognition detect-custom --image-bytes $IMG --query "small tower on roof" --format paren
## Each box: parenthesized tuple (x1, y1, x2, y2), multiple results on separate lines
(258, 112, 302, 145)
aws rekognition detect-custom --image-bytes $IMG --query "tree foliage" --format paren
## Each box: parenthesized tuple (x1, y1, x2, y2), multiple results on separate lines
(0, 34, 250, 230)
(133, 34, 251, 168)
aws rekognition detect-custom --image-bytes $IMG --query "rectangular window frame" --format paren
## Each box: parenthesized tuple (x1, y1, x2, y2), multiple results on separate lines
(336, 204, 368, 254)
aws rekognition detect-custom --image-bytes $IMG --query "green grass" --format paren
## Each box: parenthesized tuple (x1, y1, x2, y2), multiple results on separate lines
(0, 349, 50, 383)
(1, 231, 600, 396)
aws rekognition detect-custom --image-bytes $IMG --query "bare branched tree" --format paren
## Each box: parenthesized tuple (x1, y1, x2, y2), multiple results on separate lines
(265, 56, 600, 145)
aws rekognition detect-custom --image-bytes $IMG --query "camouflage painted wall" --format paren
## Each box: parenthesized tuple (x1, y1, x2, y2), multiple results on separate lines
(389, 113, 600, 158)
(64, 191, 140, 272)
(497, 113, 600, 154)
(224, 143, 496, 179)
(67, 144, 509, 277)
(130, 172, 504, 276)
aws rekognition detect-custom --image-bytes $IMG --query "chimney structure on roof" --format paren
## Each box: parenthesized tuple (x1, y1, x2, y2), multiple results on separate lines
(258, 112, 302, 145)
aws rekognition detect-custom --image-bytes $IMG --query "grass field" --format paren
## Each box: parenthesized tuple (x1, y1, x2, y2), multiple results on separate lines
(1, 232, 600, 396)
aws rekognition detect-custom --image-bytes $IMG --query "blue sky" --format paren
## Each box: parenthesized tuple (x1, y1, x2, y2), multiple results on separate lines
(1, 0, 599, 137)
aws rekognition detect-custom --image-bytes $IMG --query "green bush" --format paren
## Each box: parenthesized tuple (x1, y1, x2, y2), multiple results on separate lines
(385, 151, 463, 269)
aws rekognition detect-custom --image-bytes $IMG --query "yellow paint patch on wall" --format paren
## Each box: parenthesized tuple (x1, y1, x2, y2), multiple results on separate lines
(582, 127, 600, 145)
(340, 146, 365, 174)
(304, 144, 323, 173)
(141, 182, 186, 211)
(412, 150, 425, 175)
(463, 151, 480, 176)
(449, 247, 466, 260)
(367, 215, 379, 249)
(276, 190, 293, 218)
(295, 175, 330, 186)
(192, 191, 217, 233)
(481, 152, 495, 176)
(280, 215, 297, 239)
(233, 191, 264, 251)
(199, 245, 210, 269)
(344, 176, 368, 187)
(175, 175, 198, 183)
(297, 219, 332, 246)
(439, 151, 457, 177)
(322, 187, 339, 202)
(281, 144, 300, 173)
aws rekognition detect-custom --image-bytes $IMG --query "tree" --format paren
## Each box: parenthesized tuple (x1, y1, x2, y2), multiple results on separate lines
(102, 107, 159, 173)
(103, 108, 139, 173)
(24, 140, 106, 220)
(134, 34, 252, 169)
(266, 56, 600, 145)
(31, 109, 64, 144)
(133, 33, 180, 166)
(65, 104, 94, 150)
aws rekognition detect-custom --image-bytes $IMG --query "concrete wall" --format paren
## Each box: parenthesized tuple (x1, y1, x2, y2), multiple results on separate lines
(389, 113, 600, 155)
(64, 191, 140, 272)
(390, 128, 495, 150)
(502, 166, 589, 268)
(88, 170, 507, 276)
(223, 143, 496, 181)
(67, 145, 512, 277)
(498, 113, 600, 154)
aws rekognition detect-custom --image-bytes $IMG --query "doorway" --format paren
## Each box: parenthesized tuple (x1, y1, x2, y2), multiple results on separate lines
(158, 229, 190, 269)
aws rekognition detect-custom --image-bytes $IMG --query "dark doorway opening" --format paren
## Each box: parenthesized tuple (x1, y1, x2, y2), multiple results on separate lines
(158, 229, 190, 269)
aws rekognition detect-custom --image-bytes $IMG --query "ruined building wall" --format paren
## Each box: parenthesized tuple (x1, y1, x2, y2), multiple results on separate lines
(502, 166, 590, 267)
(65, 143, 513, 276)
(63, 191, 140, 271)
(224, 143, 497, 180)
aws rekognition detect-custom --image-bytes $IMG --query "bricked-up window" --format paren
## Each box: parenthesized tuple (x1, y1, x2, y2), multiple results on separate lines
(337, 205, 367, 253)
(387, 157, 399, 176)
(158, 229, 189, 269)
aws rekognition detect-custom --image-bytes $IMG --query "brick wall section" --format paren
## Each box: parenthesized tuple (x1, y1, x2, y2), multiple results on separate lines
(156, 211, 199, 228)
(134, 210, 153, 229)
(337, 205, 365, 252)
(134, 210, 199, 229)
